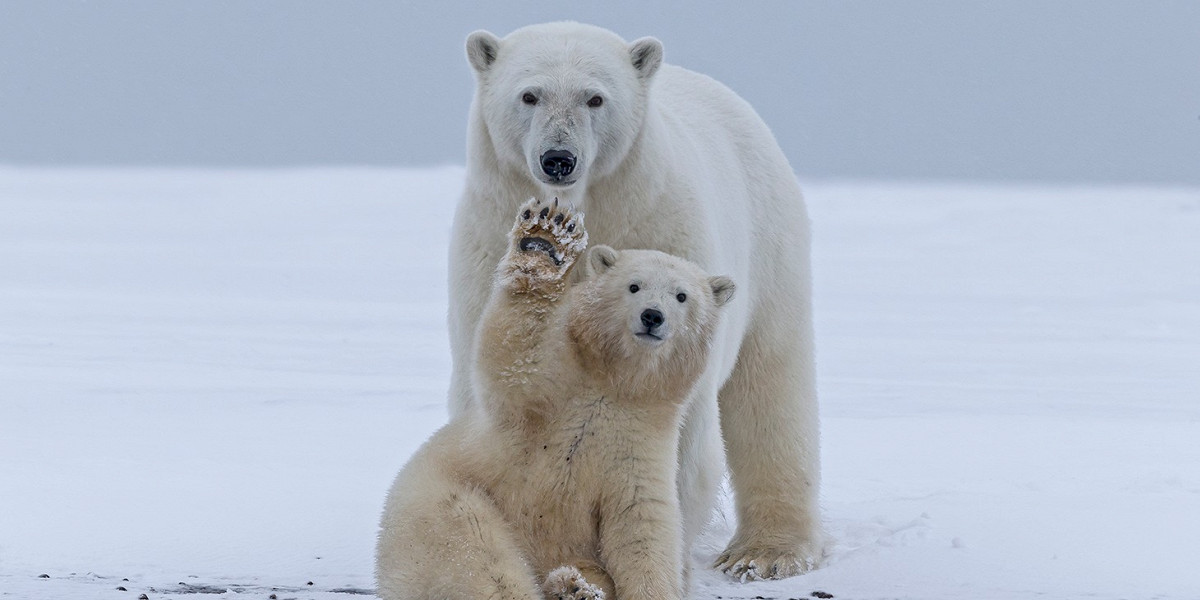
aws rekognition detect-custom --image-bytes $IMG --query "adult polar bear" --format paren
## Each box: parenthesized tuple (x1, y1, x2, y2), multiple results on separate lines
(447, 22, 821, 579)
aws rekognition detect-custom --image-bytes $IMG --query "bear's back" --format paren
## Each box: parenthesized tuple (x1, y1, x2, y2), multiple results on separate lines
(651, 65, 779, 149)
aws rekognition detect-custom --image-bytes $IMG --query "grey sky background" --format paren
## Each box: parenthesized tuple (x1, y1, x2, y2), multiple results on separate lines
(2, 1, 1197, 184)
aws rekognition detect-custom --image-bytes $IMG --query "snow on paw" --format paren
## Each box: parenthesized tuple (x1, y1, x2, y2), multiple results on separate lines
(713, 541, 821, 581)
(542, 566, 605, 600)
(508, 197, 587, 279)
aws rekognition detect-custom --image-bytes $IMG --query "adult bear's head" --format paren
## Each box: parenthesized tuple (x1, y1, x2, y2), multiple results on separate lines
(465, 22, 663, 191)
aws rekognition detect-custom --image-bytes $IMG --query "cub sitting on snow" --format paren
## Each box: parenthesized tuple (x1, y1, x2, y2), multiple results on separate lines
(376, 198, 735, 600)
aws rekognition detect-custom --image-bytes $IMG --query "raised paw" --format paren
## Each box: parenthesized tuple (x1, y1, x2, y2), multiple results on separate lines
(508, 197, 587, 275)
(542, 566, 605, 600)
(713, 539, 823, 581)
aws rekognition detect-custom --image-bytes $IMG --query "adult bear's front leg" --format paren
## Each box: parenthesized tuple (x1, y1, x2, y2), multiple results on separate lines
(714, 311, 824, 580)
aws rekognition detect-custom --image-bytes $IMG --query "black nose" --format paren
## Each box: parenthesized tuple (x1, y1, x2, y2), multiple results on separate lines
(640, 308, 664, 330)
(540, 150, 576, 179)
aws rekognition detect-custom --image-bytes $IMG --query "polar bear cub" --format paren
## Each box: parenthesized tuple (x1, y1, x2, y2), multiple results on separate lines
(377, 198, 735, 600)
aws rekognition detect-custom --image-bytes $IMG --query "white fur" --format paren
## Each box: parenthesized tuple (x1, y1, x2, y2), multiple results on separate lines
(448, 22, 822, 580)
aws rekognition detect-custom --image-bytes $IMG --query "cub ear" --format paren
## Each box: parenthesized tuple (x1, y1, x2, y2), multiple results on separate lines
(587, 245, 619, 275)
(709, 275, 736, 307)
(466, 30, 502, 74)
(628, 37, 663, 80)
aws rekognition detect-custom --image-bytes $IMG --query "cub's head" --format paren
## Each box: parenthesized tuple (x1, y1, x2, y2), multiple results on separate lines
(465, 22, 663, 191)
(568, 245, 735, 386)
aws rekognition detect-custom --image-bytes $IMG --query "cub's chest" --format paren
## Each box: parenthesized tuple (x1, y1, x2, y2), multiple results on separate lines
(491, 435, 606, 535)
(498, 408, 617, 491)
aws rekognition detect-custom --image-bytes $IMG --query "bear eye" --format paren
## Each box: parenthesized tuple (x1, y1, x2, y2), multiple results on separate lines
(676, 292, 687, 303)
(587, 95, 603, 108)
(629, 284, 640, 294)
(522, 93, 538, 105)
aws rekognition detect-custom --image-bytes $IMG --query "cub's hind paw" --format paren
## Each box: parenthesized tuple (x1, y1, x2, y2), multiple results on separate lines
(510, 197, 587, 273)
(542, 566, 605, 600)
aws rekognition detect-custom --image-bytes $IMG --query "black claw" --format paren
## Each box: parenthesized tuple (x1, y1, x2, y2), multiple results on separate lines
(523, 209, 531, 220)
(539, 207, 550, 219)
(554, 213, 564, 224)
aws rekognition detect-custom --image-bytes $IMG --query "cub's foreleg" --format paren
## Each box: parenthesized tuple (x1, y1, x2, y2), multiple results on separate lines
(475, 198, 587, 417)
(598, 462, 685, 600)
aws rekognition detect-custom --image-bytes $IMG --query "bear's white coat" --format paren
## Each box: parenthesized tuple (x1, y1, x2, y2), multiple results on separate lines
(447, 22, 822, 579)
(377, 198, 735, 600)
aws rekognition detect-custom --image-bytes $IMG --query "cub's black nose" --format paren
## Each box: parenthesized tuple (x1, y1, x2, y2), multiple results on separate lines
(640, 308, 665, 330)
(540, 150, 576, 179)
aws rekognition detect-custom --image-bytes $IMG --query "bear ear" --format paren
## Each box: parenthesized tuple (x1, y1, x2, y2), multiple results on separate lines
(628, 37, 663, 80)
(709, 275, 736, 307)
(466, 30, 502, 74)
(587, 245, 619, 275)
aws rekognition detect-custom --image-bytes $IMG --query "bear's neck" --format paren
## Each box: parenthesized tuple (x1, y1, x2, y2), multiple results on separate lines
(587, 109, 669, 197)
(571, 343, 708, 412)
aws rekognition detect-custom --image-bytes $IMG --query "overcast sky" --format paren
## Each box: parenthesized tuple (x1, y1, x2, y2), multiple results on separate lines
(1, 1, 1197, 184)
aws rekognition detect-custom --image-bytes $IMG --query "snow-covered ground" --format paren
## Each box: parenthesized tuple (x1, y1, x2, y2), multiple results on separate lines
(1, 167, 1197, 600)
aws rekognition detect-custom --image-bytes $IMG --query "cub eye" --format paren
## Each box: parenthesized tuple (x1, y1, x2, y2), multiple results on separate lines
(522, 93, 538, 105)
(587, 95, 603, 108)
(676, 293, 687, 303)
(629, 284, 640, 294)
